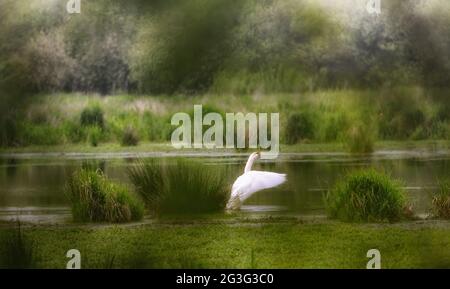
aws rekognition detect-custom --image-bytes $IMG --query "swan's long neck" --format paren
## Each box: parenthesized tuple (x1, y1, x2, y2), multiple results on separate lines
(244, 153, 258, 173)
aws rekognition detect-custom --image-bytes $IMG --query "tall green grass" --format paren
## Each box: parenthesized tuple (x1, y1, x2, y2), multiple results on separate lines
(345, 123, 375, 153)
(5, 88, 449, 149)
(80, 105, 105, 129)
(285, 111, 316, 144)
(431, 179, 450, 219)
(128, 159, 229, 215)
(325, 169, 407, 222)
(121, 126, 139, 146)
(66, 169, 144, 222)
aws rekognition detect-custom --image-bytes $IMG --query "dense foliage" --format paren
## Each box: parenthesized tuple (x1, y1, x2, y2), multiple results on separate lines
(0, 0, 449, 147)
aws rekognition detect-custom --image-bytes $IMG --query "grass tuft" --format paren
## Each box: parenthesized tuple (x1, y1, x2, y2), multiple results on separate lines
(285, 111, 315, 144)
(128, 159, 229, 215)
(325, 169, 407, 222)
(121, 126, 139, 146)
(66, 168, 144, 222)
(431, 179, 450, 219)
(345, 123, 375, 154)
(80, 105, 105, 129)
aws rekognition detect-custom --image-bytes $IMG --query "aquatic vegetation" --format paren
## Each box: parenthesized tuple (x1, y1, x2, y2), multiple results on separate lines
(431, 179, 450, 219)
(325, 169, 407, 222)
(66, 168, 144, 222)
(0, 222, 37, 269)
(128, 159, 229, 215)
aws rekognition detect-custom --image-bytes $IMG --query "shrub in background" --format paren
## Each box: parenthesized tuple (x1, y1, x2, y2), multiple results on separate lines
(345, 122, 375, 154)
(431, 179, 450, 219)
(128, 159, 229, 215)
(325, 169, 407, 222)
(87, 126, 102, 147)
(18, 122, 63, 146)
(66, 169, 144, 222)
(130, 0, 243, 93)
(121, 126, 139, 146)
(142, 112, 173, 142)
(377, 88, 427, 139)
(80, 105, 105, 129)
(285, 112, 315, 144)
(61, 120, 88, 143)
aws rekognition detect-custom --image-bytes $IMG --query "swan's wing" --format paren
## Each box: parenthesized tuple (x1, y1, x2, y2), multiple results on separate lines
(231, 171, 286, 202)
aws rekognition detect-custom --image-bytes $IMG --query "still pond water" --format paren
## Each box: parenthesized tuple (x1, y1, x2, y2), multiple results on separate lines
(0, 150, 448, 223)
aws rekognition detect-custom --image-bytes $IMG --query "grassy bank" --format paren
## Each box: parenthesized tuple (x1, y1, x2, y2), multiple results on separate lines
(1, 220, 449, 268)
(3, 89, 448, 151)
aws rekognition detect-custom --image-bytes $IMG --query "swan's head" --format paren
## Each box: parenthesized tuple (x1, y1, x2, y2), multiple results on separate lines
(248, 152, 261, 163)
(250, 151, 260, 161)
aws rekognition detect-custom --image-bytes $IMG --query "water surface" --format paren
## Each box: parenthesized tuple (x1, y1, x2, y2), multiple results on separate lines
(0, 150, 448, 223)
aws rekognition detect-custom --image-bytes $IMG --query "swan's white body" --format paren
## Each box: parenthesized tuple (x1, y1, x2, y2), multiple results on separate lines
(226, 152, 286, 210)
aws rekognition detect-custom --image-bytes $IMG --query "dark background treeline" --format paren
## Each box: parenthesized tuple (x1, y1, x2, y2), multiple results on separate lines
(2, 0, 449, 95)
(0, 0, 449, 147)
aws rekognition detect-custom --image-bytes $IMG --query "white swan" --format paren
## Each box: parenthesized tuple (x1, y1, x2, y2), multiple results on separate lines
(226, 152, 287, 210)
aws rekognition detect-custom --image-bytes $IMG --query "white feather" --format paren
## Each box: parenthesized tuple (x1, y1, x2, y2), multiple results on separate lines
(226, 152, 287, 210)
(231, 171, 286, 202)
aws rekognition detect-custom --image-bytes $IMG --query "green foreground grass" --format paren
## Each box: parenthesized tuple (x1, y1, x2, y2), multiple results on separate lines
(2, 220, 449, 269)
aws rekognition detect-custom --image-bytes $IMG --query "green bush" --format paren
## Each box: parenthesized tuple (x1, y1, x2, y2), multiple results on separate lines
(378, 89, 427, 139)
(128, 159, 228, 215)
(431, 179, 450, 219)
(121, 126, 139, 146)
(285, 112, 315, 144)
(0, 115, 20, 147)
(325, 169, 407, 222)
(66, 169, 144, 222)
(130, 0, 243, 93)
(80, 105, 104, 128)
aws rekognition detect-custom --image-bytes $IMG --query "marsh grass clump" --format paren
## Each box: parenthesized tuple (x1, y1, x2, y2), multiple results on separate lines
(128, 159, 229, 215)
(121, 126, 139, 146)
(325, 169, 407, 222)
(80, 105, 105, 128)
(345, 123, 375, 154)
(87, 126, 102, 147)
(66, 169, 144, 222)
(285, 112, 315, 144)
(431, 179, 450, 219)
(0, 221, 37, 269)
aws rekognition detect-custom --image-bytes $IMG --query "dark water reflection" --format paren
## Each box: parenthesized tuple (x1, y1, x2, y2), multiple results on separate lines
(0, 152, 448, 222)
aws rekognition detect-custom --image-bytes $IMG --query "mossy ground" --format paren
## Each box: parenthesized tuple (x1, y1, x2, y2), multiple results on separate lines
(1, 219, 449, 269)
